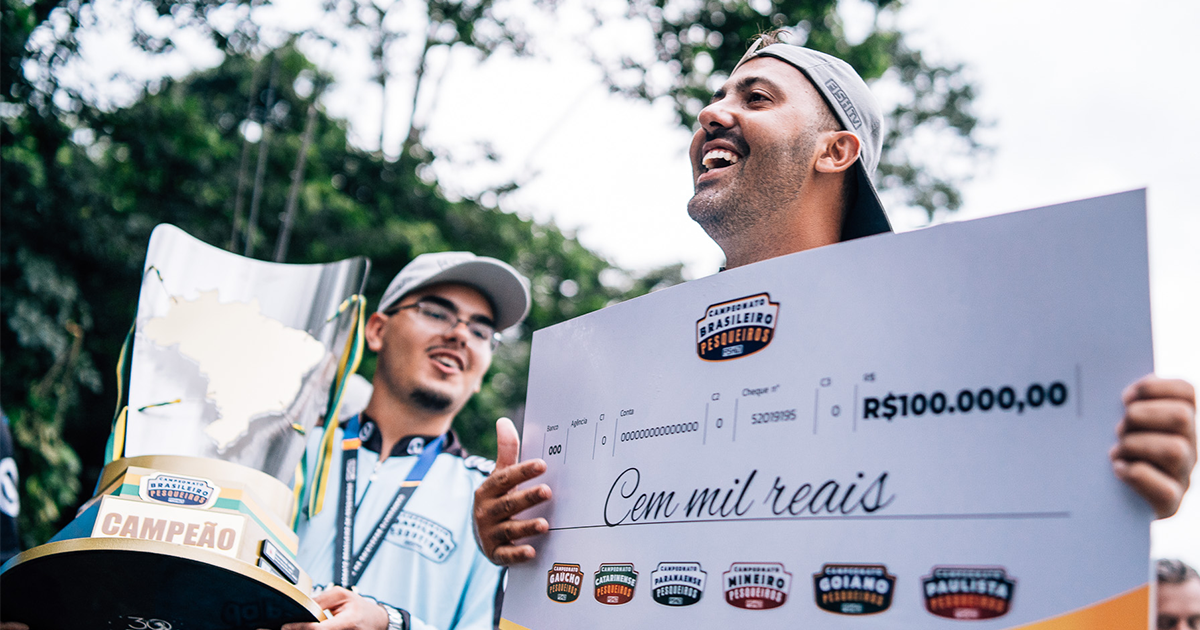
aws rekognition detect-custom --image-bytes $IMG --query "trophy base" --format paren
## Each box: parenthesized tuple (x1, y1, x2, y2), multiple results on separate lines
(0, 537, 323, 629)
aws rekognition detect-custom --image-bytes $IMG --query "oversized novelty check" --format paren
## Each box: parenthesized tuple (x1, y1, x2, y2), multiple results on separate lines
(500, 190, 1155, 630)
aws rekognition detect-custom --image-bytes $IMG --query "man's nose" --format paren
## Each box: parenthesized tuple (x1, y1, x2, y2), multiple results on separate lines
(697, 97, 735, 131)
(441, 319, 472, 344)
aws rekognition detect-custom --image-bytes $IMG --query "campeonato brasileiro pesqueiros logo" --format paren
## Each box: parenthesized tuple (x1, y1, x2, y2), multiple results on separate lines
(812, 564, 896, 615)
(594, 563, 639, 605)
(546, 563, 584, 603)
(696, 293, 779, 361)
(139, 472, 220, 508)
(723, 562, 791, 609)
(651, 562, 707, 607)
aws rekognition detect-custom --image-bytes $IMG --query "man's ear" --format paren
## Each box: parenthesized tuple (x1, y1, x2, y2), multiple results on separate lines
(814, 131, 861, 174)
(364, 312, 389, 352)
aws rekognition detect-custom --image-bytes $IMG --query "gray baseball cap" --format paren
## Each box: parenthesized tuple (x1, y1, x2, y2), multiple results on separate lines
(735, 41, 892, 241)
(377, 252, 532, 331)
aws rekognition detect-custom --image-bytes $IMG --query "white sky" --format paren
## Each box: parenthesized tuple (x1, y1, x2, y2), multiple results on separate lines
(60, 0, 1199, 564)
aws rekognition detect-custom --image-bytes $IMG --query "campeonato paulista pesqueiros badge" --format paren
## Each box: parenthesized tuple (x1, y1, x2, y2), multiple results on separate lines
(922, 566, 1016, 620)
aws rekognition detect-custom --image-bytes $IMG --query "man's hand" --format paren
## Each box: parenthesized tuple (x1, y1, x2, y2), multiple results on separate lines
(1111, 375, 1197, 519)
(279, 586, 389, 630)
(473, 417, 552, 565)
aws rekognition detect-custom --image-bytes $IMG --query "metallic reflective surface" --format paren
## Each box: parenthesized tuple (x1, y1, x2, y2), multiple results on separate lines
(124, 224, 368, 480)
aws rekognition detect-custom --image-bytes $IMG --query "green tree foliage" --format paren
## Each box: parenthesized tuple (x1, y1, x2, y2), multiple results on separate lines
(588, 0, 985, 219)
(1, 4, 681, 548)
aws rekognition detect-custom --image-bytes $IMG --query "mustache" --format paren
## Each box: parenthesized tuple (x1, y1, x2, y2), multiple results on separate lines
(701, 126, 750, 156)
(426, 342, 465, 355)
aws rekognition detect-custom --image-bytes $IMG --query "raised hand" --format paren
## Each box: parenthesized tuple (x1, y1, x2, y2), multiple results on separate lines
(1111, 375, 1197, 518)
(473, 417, 552, 565)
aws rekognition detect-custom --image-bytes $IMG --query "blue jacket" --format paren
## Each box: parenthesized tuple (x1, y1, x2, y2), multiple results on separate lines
(296, 415, 503, 630)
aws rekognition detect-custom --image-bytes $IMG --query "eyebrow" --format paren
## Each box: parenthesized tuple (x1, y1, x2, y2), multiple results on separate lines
(711, 75, 784, 103)
(419, 295, 496, 327)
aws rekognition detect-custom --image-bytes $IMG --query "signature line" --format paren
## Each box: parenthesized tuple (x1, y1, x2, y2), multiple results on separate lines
(548, 511, 1071, 531)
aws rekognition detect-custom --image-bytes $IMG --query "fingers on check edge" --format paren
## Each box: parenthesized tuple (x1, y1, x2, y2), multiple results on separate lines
(479, 459, 548, 498)
(1123, 376, 1197, 406)
(491, 543, 539, 565)
(1113, 458, 1186, 519)
(488, 516, 549, 546)
(479, 484, 552, 522)
(1120, 398, 1198, 439)
(1111, 432, 1195, 487)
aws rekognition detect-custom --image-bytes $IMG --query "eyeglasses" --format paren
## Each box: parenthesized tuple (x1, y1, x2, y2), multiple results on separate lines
(1158, 614, 1200, 630)
(389, 300, 500, 350)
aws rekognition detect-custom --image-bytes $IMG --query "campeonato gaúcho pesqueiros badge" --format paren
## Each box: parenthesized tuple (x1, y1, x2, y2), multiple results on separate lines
(547, 563, 584, 603)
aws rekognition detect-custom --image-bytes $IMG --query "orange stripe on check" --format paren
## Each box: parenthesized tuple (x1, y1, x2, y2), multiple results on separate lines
(1005, 584, 1148, 629)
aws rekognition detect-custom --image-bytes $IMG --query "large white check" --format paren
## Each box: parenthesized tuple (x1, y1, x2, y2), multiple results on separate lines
(500, 190, 1155, 630)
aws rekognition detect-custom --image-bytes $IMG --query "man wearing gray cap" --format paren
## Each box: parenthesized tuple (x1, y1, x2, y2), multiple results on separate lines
(286, 252, 531, 630)
(473, 31, 1195, 565)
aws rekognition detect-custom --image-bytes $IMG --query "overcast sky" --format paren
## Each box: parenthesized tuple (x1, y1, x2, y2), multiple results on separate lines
(67, 0, 1200, 563)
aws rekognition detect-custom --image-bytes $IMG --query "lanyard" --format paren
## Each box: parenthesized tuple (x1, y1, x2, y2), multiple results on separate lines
(333, 415, 446, 587)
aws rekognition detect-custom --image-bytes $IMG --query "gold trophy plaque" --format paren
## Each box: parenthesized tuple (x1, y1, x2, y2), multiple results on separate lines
(1, 225, 369, 629)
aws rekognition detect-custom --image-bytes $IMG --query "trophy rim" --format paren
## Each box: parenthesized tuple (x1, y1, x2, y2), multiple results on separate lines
(1, 537, 324, 625)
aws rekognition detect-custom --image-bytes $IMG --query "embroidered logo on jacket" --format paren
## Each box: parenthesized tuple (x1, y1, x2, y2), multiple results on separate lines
(385, 512, 456, 562)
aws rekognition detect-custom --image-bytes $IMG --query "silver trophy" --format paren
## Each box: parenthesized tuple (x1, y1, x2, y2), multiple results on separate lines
(1, 224, 370, 629)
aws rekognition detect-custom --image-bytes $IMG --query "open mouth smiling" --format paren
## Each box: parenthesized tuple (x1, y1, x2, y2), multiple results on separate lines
(696, 137, 746, 182)
(702, 148, 740, 170)
(428, 349, 465, 372)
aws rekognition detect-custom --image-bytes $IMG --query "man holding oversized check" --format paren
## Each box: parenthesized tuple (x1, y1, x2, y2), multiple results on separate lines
(476, 31, 1196, 629)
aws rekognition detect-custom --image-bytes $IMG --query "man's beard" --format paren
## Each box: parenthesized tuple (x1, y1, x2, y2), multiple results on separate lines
(687, 176, 776, 244)
(409, 387, 453, 412)
(687, 127, 820, 244)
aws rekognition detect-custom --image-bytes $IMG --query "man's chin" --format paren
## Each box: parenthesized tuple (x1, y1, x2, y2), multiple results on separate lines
(409, 387, 454, 413)
(688, 194, 733, 239)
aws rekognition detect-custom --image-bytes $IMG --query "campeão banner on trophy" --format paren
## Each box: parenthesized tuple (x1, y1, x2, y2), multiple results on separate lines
(501, 190, 1155, 629)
